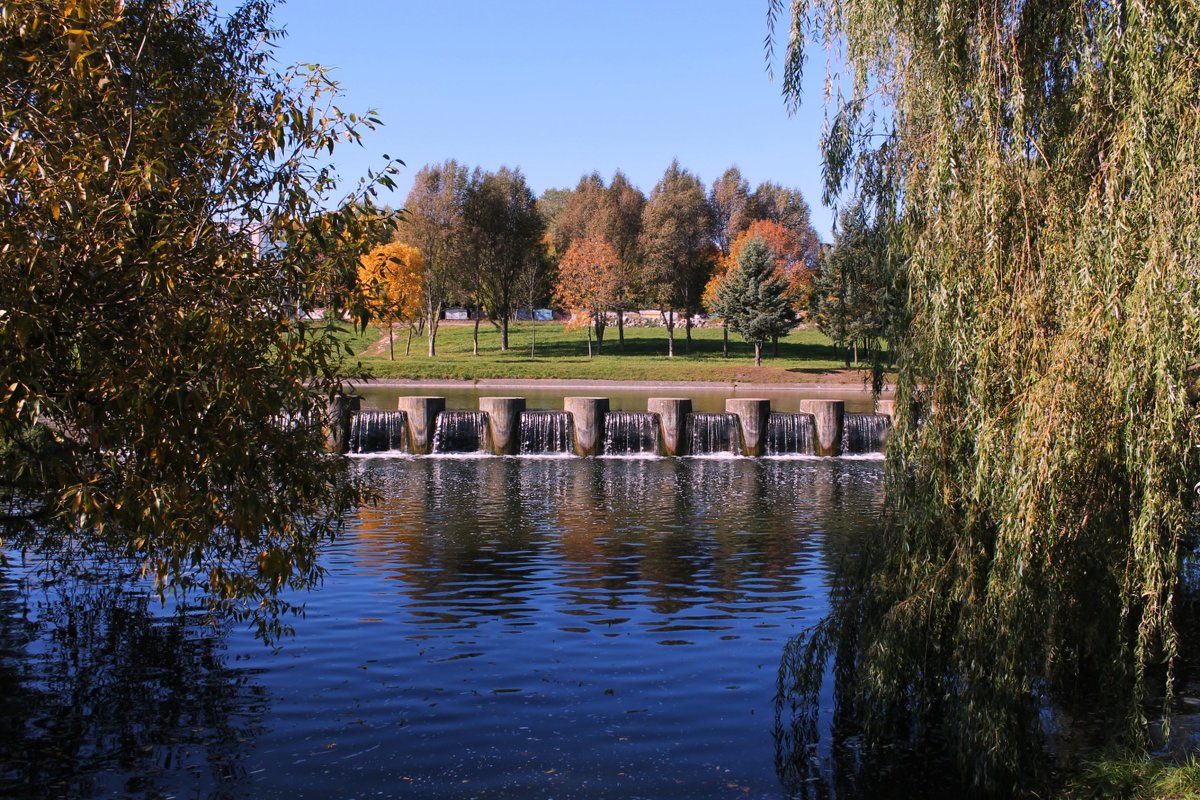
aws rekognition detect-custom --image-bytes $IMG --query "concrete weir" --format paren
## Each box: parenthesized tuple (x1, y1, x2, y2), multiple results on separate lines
(479, 397, 525, 455)
(563, 397, 609, 456)
(725, 398, 771, 457)
(341, 393, 889, 458)
(327, 394, 362, 454)
(648, 398, 692, 457)
(396, 396, 446, 455)
(799, 399, 845, 456)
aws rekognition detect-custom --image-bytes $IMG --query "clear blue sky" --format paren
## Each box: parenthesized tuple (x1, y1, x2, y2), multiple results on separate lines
(259, 1, 835, 239)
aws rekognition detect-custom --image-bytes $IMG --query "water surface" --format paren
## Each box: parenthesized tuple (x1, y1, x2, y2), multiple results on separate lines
(1, 456, 884, 798)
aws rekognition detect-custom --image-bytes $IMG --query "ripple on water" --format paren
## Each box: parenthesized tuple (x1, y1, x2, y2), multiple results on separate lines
(2, 455, 885, 799)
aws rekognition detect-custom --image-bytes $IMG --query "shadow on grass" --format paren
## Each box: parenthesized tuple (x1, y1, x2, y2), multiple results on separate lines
(519, 334, 846, 363)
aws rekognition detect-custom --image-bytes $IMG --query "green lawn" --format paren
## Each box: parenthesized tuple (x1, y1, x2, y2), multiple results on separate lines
(337, 321, 880, 383)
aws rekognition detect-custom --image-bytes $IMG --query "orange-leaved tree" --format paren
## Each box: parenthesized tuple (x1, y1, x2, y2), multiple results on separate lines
(555, 235, 620, 358)
(358, 242, 425, 359)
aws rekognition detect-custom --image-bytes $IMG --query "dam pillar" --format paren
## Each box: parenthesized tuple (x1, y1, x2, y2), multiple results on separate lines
(725, 398, 771, 457)
(326, 394, 361, 454)
(563, 397, 609, 457)
(648, 398, 692, 457)
(396, 396, 445, 455)
(799, 399, 845, 456)
(479, 397, 526, 455)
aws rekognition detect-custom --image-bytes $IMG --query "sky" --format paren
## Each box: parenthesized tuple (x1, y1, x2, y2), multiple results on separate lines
(256, 1, 836, 239)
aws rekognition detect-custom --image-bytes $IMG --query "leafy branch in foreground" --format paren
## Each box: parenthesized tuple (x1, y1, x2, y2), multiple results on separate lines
(0, 0, 401, 638)
(770, 0, 1200, 792)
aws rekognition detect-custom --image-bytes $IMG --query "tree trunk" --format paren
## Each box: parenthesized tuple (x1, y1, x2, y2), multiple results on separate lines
(853, 340, 858, 365)
(472, 313, 480, 356)
(427, 305, 441, 358)
(617, 310, 625, 352)
(595, 312, 606, 355)
(662, 310, 675, 358)
(754, 342, 762, 367)
(685, 315, 693, 353)
(501, 315, 509, 351)
(772, 334, 779, 358)
(586, 323, 593, 359)
(722, 322, 729, 357)
(388, 323, 394, 361)
(405, 325, 413, 356)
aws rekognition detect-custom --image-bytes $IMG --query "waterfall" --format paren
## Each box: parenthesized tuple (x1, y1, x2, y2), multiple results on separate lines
(602, 411, 661, 456)
(519, 410, 574, 455)
(431, 411, 491, 454)
(348, 410, 409, 454)
(764, 412, 815, 456)
(842, 413, 892, 454)
(687, 412, 743, 456)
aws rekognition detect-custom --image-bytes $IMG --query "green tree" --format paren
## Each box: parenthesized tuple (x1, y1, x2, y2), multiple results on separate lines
(808, 203, 894, 366)
(399, 160, 470, 358)
(462, 167, 545, 351)
(771, 0, 1200, 791)
(601, 171, 647, 349)
(712, 238, 797, 366)
(709, 166, 754, 257)
(536, 187, 572, 244)
(0, 0, 400, 639)
(550, 172, 607, 257)
(639, 161, 716, 356)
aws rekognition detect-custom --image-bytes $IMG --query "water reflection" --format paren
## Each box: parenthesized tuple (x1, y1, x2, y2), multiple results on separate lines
(2, 457, 887, 798)
(350, 458, 881, 635)
(0, 568, 266, 798)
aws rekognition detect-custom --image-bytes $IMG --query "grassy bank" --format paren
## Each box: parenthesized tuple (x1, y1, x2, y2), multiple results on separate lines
(1055, 753, 1200, 799)
(339, 321, 885, 384)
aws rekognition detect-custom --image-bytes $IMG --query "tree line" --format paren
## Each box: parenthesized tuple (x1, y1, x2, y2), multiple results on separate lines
(357, 160, 841, 362)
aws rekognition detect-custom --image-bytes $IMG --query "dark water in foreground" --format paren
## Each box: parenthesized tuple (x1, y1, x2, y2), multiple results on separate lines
(1, 456, 885, 799)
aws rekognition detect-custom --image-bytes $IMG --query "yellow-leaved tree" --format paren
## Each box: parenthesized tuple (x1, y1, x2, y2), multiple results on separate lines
(358, 243, 425, 359)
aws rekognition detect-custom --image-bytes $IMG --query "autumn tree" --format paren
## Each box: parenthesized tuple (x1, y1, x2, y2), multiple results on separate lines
(555, 236, 621, 357)
(639, 161, 716, 356)
(750, 181, 822, 271)
(357, 242, 425, 359)
(711, 238, 797, 366)
(399, 160, 469, 357)
(548, 172, 645, 350)
(0, 0, 400, 638)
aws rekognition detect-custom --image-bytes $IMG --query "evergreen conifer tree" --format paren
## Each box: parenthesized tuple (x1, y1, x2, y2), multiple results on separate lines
(713, 237, 797, 366)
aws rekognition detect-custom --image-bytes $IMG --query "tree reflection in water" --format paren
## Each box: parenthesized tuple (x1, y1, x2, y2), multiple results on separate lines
(774, 517, 1200, 800)
(0, 564, 267, 798)
(0, 456, 898, 797)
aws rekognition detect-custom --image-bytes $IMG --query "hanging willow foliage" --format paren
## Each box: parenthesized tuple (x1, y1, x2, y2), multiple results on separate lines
(771, 0, 1200, 790)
